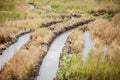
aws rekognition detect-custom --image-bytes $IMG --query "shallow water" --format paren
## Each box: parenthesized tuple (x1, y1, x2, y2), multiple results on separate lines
(29, 4, 35, 9)
(36, 32, 71, 80)
(82, 31, 94, 62)
(0, 33, 30, 71)
(103, 45, 108, 59)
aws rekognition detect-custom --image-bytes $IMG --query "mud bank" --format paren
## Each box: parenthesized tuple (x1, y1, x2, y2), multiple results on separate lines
(41, 18, 71, 28)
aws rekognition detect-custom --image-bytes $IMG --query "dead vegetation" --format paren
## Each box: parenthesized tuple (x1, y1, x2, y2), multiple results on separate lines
(0, 0, 120, 80)
(56, 15, 120, 80)
(87, 13, 120, 67)
(55, 3, 120, 78)
(0, 16, 92, 80)
(88, 14, 120, 45)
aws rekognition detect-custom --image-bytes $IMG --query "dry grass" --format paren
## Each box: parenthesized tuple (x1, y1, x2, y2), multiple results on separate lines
(0, 45, 44, 80)
(0, 17, 91, 80)
(56, 11, 120, 80)
(0, 0, 73, 46)
(0, 0, 120, 79)
(0, 26, 18, 45)
(0, 0, 119, 45)
(31, 0, 120, 13)
(0, 28, 51, 80)
(67, 28, 84, 53)
(56, 17, 120, 80)
(87, 14, 120, 65)
(0, 18, 54, 45)
(88, 17, 120, 44)
(51, 17, 90, 32)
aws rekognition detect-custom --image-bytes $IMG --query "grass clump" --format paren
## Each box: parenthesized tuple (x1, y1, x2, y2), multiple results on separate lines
(102, 13, 113, 19)
(56, 18, 120, 80)
(82, 13, 96, 20)
(56, 50, 120, 80)
(0, 0, 27, 22)
(0, 33, 12, 44)
(51, 4, 65, 12)
(0, 0, 15, 11)
(0, 11, 26, 22)
(88, 15, 120, 45)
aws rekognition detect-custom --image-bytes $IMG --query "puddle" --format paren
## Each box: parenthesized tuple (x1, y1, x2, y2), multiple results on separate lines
(47, 4, 52, 9)
(103, 45, 108, 59)
(36, 32, 71, 80)
(29, 4, 35, 9)
(29, 3, 50, 13)
(82, 31, 94, 62)
(0, 33, 30, 71)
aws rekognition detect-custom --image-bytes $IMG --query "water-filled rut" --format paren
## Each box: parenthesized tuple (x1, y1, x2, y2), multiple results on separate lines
(36, 30, 94, 80)
(36, 32, 71, 80)
(82, 31, 94, 62)
(0, 33, 30, 71)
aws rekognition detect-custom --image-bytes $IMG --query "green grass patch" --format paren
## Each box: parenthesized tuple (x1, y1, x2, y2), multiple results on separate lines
(51, 4, 65, 12)
(0, 0, 26, 22)
(0, 11, 26, 22)
(56, 50, 120, 80)
(0, 4, 14, 11)
(102, 13, 113, 19)
(82, 13, 96, 19)
(0, 0, 15, 11)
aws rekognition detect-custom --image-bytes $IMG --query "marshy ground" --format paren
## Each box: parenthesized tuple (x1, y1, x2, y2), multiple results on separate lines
(0, 0, 120, 80)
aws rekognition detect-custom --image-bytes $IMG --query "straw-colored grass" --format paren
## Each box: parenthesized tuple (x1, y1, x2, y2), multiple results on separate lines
(0, 17, 91, 80)
(0, 0, 120, 80)
(56, 11, 120, 80)
(0, 28, 52, 80)
(31, 0, 120, 13)
(67, 29, 84, 53)
(88, 14, 120, 45)
(56, 18, 120, 79)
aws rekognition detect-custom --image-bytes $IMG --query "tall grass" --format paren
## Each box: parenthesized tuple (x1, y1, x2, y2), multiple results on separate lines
(56, 16, 120, 80)
(31, 0, 120, 13)
(0, 0, 27, 22)
(0, 33, 12, 44)
(88, 14, 120, 45)
(0, 11, 26, 22)
(0, 0, 15, 11)
(57, 50, 120, 80)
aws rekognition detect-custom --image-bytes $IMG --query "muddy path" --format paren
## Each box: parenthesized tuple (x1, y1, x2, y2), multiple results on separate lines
(0, 33, 31, 71)
(36, 32, 71, 80)
(0, 20, 65, 71)
(54, 27, 94, 80)
(0, 3, 77, 55)
(0, 16, 94, 80)
(0, 30, 32, 55)
(0, 4, 95, 78)
(54, 17, 120, 80)
(0, 12, 73, 61)
(35, 20, 94, 80)
(0, 14, 78, 72)
(36, 27, 94, 80)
